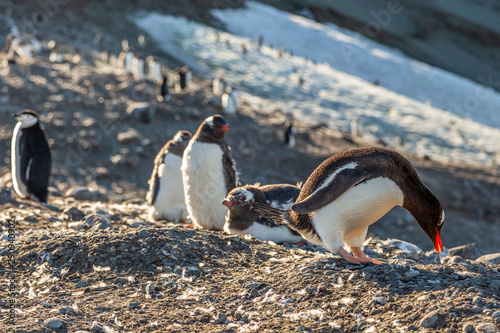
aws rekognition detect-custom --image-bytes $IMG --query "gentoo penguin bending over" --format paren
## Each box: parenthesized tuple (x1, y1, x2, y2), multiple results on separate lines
(251, 147, 445, 265)
(11, 110, 51, 203)
(182, 115, 238, 230)
(222, 183, 305, 244)
(147, 130, 192, 222)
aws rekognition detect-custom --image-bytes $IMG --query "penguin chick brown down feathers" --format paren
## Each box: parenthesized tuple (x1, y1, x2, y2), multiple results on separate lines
(253, 147, 444, 265)
(147, 130, 192, 222)
(182, 115, 238, 230)
(222, 183, 305, 244)
(11, 110, 51, 203)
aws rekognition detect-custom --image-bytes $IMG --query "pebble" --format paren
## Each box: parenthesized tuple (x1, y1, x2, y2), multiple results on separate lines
(126, 102, 154, 123)
(61, 206, 85, 221)
(44, 317, 64, 329)
(473, 296, 483, 305)
(137, 229, 152, 238)
(475, 323, 497, 333)
(115, 277, 128, 285)
(476, 253, 500, 264)
(371, 296, 387, 305)
(66, 187, 108, 202)
(463, 323, 474, 332)
(419, 311, 439, 328)
(117, 128, 141, 144)
(214, 312, 227, 324)
(492, 310, 500, 318)
(128, 302, 140, 309)
(75, 281, 89, 288)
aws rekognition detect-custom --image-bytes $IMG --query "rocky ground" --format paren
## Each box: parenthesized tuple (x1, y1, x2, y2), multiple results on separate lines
(1, 1, 500, 332)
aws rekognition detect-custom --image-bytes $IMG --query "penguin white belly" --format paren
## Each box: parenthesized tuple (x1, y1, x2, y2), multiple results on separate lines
(11, 124, 29, 198)
(242, 222, 304, 244)
(311, 177, 404, 252)
(222, 94, 237, 114)
(150, 154, 187, 222)
(182, 142, 228, 230)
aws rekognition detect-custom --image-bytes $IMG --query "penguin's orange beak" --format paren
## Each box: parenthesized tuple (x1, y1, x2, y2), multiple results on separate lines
(222, 200, 234, 206)
(221, 125, 230, 131)
(434, 229, 443, 254)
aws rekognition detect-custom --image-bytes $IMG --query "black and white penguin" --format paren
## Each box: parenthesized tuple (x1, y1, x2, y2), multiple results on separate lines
(157, 76, 170, 102)
(251, 147, 445, 265)
(11, 110, 51, 203)
(131, 53, 145, 81)
(49, 48, 62, 63)
(147, 56, 162, 82)
(283, 121, 297, 147)
(222, 183, 305, 244)
(181, 115, 238, 230)
(147, 130, 192, 222)
(222, 86, 238, 115)
(212, 77, 226, 97)
(176, 65, 191, 92)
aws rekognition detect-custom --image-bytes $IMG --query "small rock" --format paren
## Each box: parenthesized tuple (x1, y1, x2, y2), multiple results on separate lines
(137, 229, 152, 238)
(129, 302, 140, 309)
(86, 214, 113, 230)
(371, 296, 387, 305)
(61, 206, 85, 221)
(476, 253, 500, 264)
(128, 221, 149, 228)
(126, 102, 155, 123)
(142, 282, 155, 296)
(66, 187, 108, 202)
(446, 255, 466, 264)
(476, 323, 497, 333)
(492, 310, 500, 318)
(214, 312, 227, 324)
(473, 296, 483, 305)
(472, 306, 483, 314)
(383, 239, 422, 253)
(75, 281, 89, 288)
(44, 317, 64, 329)
(117, 127, 141, 144)
(115, 277, 128, 285)
(419, 311, 439, 328)
(463, 323, 474, 332)
(448, 243, 483, 260)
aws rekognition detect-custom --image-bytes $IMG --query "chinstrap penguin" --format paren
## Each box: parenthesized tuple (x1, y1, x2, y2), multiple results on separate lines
(182, 115, 238, 230)
(147, 130, 192, 222)
(222, 183, 305, 244)
(251, 147, 445, 265)
(11, 110, 52, 203)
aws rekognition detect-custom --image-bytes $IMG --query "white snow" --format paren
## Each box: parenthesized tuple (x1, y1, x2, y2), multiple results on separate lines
(134, 2, 500, 167)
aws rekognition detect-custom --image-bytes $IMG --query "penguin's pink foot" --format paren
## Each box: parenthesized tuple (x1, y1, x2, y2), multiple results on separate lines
(351, 246, 383, 265)
(293, 240, 307, 246)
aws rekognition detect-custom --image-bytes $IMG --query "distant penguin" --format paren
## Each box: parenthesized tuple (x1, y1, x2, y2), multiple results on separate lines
(212, 77, 226, 97)
(181, 115, 238, 230)
(147, 56, 162, 82)
(124, 48, 134, 73)
(223, 183, 305, 244)
(257, 35, 263, 49)
(157, 76, 170, 102)
(137, 34, 146, 47)
(284, 121, 297, 147)
(131, 53, 145, 81)
(2, 34, 16, 54)
(350, 118, 361, 139)
(251, 147, 445, 265)
(147, 130, 192, 222)
(176, 65, 191, 91)
(11, 110, 51, 203)
(222, 86, 238, 115)
(94, 33, 103, 48)
(49, 48, 62, 63)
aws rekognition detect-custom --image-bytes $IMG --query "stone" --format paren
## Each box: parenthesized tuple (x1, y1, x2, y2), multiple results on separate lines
(419, 311, 439, 328)
(115, 277, 128, 285)
(61, 207, 85, 221)
(214, 312, 227, 324)
(448, 243, 484, 260)
(117, 127, 141, 144)
(476, 323, 497, 333)
(75, 281, 89, 288)
(492, 310, 500, 318)
(86, 214, 113, 230)
(463, 323, 474, 332)
(476, 253, 500, 264)
(137, 229, 152, 238)
(66, 187, 108, 202)
(126, 102, 155, 123)
(371, 297, 387, 305)
(383, 239, 422, 253)
(44, 317, 64, 329)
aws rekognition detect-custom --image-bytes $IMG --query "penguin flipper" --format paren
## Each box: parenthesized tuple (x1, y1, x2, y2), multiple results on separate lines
(292, 168, 369, 214)
(27, 157, 51, 203)
(148, 146, 168, 205)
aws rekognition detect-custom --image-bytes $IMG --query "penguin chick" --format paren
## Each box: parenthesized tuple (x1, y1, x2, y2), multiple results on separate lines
(250, 147, 445, 265)
(147, 130, 192, 222)
(222, 183, 305, 244)
(11, 110, 51, 203)
(182, 115, 238, 230)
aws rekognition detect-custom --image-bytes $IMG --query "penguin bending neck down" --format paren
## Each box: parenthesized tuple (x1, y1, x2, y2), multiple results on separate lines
(11, 110, 51, 203)
(250, 147, 444, 265)
(181, 114, 238, 230)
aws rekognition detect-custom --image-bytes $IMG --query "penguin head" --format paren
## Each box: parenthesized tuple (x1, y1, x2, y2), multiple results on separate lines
(199, 115, 229, 141)
(13, 109, 39, 128)
(223, 188, 260, 222)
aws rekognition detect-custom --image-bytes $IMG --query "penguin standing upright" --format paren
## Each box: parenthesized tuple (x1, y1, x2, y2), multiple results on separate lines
(283, 121, 297, 147)
(250, 147, 445, 265)
(176, 65, 191, 92)
(147, 56, 162, 82)
(212, 77, 226, 97)
(181, 115, 238, 230)
(11, 110, 51, 203)
(222, 86, 238, 115)
(157, 76, 170, 102)
(222, 183, 305, 244)
(147, 130, 192, 222)
(131, 53, 145, 81)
